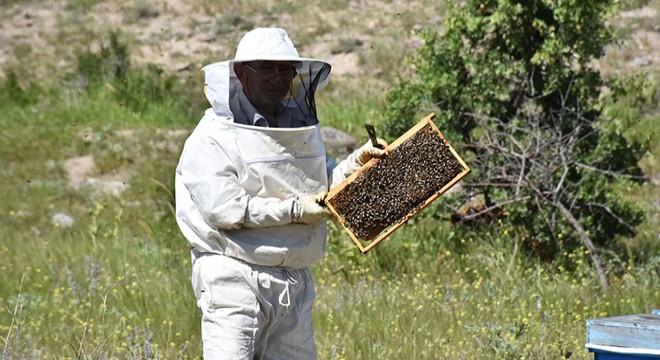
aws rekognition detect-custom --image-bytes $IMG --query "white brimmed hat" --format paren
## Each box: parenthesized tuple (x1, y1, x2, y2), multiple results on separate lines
(231, 27, 328, 68)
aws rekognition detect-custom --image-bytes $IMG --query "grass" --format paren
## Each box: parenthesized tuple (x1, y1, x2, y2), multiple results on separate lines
(1, 1, 659, 359)
(314, 238, 659, 359)
(3, 188, 656, 359)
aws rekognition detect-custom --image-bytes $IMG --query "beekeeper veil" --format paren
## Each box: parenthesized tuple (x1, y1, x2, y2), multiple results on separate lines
(202, 28, 332, 123)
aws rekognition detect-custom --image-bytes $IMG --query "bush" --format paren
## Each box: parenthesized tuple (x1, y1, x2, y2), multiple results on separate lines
(381, 0, 651, 290)
(71, 32, 185, 114)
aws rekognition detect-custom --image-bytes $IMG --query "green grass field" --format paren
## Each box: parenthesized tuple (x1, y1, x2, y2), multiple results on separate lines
(1, 1, 659, 359)
(1, 56, 658, 360)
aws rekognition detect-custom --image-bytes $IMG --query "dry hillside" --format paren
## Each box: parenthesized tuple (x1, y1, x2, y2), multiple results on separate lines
(1, 0, 658, 90)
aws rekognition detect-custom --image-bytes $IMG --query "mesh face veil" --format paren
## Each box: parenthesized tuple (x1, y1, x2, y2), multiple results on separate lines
(202, 28, 332, 124)
(286, 61, 331, 121)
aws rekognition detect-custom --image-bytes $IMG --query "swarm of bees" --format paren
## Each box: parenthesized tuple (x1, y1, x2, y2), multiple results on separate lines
(327, 123, 464, 242)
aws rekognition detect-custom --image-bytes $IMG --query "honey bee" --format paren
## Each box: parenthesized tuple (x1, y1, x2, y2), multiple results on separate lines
(329, 123, 466, 242)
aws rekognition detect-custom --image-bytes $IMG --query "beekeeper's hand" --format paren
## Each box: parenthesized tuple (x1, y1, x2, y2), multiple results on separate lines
(293, 192, 331, 224)
(357, 138, 388, 165)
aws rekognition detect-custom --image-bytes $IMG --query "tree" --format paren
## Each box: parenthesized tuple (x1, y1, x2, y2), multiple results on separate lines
(382, 0, 648, 291)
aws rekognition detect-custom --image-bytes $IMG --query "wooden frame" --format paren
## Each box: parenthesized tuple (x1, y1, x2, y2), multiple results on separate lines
(324, 113, 471, 253)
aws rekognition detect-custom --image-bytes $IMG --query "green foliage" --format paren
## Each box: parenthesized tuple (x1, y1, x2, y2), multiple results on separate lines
(381, 81, 425, 141)
(0, 71, 31, 106)
(0, 69, 52, 109)
(122, 1, 160, 23)
(72, 32, 187, 114)
(331, 38, 363, 54)
(65, 0, 103, 12)
(384, 0, 616, 139)
(381, 0, 649, 267)
(601, 74, 660, 174)
(211, 12, 253, 35)
(317, 82, 385, 136)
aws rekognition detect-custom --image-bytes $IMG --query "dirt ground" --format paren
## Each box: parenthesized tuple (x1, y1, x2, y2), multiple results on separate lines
(0, 0, 435, 82)
(1, 1, 657, 84)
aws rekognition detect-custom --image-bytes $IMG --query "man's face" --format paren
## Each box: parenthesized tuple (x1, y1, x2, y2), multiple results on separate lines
(236, 61, 298, 111)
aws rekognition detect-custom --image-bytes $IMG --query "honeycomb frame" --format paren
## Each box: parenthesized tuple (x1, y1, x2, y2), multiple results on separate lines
(324, 113, 470, 253)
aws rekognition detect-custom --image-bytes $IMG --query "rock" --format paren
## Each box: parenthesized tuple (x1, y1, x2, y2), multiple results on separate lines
(52, 212, 74, 228)
(46, 159, 57, 170)
(630, 56, 652, 67)
(328, 52, 360, 76)
(619, 7, 657, 19)
(63, 155, 97, 185)
(650, 172, 660, 186)
(321, 127, 358, 161)
(78, 127, 95, 143)
(85, 178, 130, 197)
(405, 35, 424, 51)
(63, 155, 130, 196)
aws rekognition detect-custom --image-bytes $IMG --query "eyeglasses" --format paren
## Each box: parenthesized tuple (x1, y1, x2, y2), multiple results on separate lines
(245, 64, 298, 80)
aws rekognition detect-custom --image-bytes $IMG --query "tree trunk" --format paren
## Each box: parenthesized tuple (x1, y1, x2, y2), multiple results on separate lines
(556, 202, 609, 292)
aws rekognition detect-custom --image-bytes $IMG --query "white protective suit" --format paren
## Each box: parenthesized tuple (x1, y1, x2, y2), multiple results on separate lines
(176, 30, 362, 269)
(175, 28, 363, 359)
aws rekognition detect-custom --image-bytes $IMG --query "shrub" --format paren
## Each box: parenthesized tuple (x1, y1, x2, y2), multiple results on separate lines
(381, 0, 650, 291)
(71, 32, 184, 114)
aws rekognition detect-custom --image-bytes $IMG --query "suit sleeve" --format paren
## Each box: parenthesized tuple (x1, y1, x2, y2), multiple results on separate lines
(177, 133, 296, 230)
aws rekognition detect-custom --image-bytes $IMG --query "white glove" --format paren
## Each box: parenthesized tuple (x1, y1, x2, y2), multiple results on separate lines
(292, 192, 331, 224)
(357, 138, 388, 165)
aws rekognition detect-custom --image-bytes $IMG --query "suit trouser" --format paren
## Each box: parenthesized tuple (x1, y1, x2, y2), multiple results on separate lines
(191, 253, 317, 360)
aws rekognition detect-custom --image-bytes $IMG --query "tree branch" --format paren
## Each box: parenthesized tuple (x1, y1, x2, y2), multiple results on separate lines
(452, 196, 532, 222)
(575, 162, 645, 179)
(586, 202, 638, 235)
(556, 201, 609, 292)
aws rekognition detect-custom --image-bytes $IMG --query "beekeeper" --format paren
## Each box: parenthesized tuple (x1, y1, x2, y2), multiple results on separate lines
(175, 27, 386, 359)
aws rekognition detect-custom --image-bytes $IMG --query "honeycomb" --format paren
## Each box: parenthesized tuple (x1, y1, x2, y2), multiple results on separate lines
(325, 114, 469, 252)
